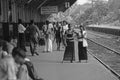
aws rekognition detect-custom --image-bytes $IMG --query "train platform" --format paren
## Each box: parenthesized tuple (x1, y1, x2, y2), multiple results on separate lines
(89, 24, 120, 29)
(26, 43, 118, 80)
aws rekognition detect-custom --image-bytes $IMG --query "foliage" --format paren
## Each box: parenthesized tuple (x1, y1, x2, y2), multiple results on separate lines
(72, 0, 120, 25)
(77, 0, 109, 24)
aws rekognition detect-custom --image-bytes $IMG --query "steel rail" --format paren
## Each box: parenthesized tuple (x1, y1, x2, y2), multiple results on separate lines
(88, 50, 120, 80)
(87, 38, 120, 56)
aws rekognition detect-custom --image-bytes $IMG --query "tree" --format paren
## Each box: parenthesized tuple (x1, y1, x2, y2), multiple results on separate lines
(79, 0, 109, 24)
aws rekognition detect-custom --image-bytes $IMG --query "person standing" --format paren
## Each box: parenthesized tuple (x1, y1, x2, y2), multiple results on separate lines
(77, 25, 88, 62)
(62, 21, 69, 47)
(62, 24, 75, 63)
(47, 22, 54, 52)
(26, 20, 40, 56)
(18, 19, 27, 52)
(82, 25, 88, 62)
(62, 21, 68, 35)
(43, 21, 49, 52)
(55, 23, 62, 51)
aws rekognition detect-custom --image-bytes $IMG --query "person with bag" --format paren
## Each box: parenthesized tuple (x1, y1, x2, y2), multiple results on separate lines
(12, 47, 29, 80)
(12, 47, 44, 80)
(82, 25, 88, 62)
(77, 24, 88, 63)
(26, 20, 40, 56)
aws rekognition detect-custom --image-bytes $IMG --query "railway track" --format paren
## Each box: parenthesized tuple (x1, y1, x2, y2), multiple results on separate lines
(87, 30, 120, 40)
(87, 31, 120, 53)
(87, 38, 120, 79)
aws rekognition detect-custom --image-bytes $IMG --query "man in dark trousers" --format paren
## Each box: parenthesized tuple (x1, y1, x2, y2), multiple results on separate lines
(26, 20, 40, 56)
(18, 19, 27, 52)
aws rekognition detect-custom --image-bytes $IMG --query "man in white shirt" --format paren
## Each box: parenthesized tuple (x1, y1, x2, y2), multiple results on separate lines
(18, 19, 26, 52)
(18, 24, 26, 33)
(62, 21, 68, 35)
(61, 21, 68, 47)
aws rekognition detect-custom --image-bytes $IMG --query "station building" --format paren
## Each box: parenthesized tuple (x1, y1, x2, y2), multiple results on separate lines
(0, 0, 76, 41)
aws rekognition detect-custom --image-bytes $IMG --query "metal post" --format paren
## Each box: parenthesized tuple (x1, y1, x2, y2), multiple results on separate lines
(37, 0, 48, 10)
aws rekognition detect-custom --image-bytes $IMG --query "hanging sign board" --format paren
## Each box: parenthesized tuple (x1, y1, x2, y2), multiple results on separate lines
(41, 6, 58, 14)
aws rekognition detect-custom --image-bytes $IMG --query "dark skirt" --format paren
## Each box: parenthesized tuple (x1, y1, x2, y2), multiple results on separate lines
(78, 41, 87, 60)
(83, 47, 88, 60)
(63, 41, 75, 61)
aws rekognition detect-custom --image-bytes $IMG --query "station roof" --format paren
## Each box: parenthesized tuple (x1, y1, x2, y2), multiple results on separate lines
(16, 0, 76, 10)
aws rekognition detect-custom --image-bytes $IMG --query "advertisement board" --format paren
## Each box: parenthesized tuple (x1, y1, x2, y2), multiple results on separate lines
(41, 6, 58, 14)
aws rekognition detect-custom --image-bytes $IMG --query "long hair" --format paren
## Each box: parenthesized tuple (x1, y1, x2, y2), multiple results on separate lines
(68, 24, 71, 29)
(79, 25, 84, 38)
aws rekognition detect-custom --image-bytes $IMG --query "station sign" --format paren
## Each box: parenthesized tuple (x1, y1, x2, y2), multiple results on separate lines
(41, 6, 58, 14)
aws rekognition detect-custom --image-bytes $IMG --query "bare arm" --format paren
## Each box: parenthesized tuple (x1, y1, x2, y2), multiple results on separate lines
(35, 26, 41, 37)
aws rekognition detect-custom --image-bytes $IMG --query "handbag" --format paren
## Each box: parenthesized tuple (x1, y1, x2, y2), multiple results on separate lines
(83, 38, 88, 47)
(24, 61, 39, 80)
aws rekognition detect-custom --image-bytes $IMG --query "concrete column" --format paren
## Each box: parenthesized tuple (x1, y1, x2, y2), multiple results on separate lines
(11, 0, 17, 23)
(1, 0, 9, 22)
(2, 23, 9, 41)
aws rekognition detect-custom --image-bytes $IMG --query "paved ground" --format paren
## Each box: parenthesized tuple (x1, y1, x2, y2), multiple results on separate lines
(26, 43, 119, 80)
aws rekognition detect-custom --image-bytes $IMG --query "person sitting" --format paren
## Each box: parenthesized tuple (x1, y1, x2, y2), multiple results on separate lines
(12, 47, 30, 80)
(0, 41, 17, 80)
(12, 47, 43, 80)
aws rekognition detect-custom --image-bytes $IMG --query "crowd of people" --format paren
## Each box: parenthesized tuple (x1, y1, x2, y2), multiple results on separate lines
(0, 40, 43, 80)
(42, 21, 69, 52)
(0, 19, 44, 80)
(0, 18, 88, 80)
(42, 20, 88, 63)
